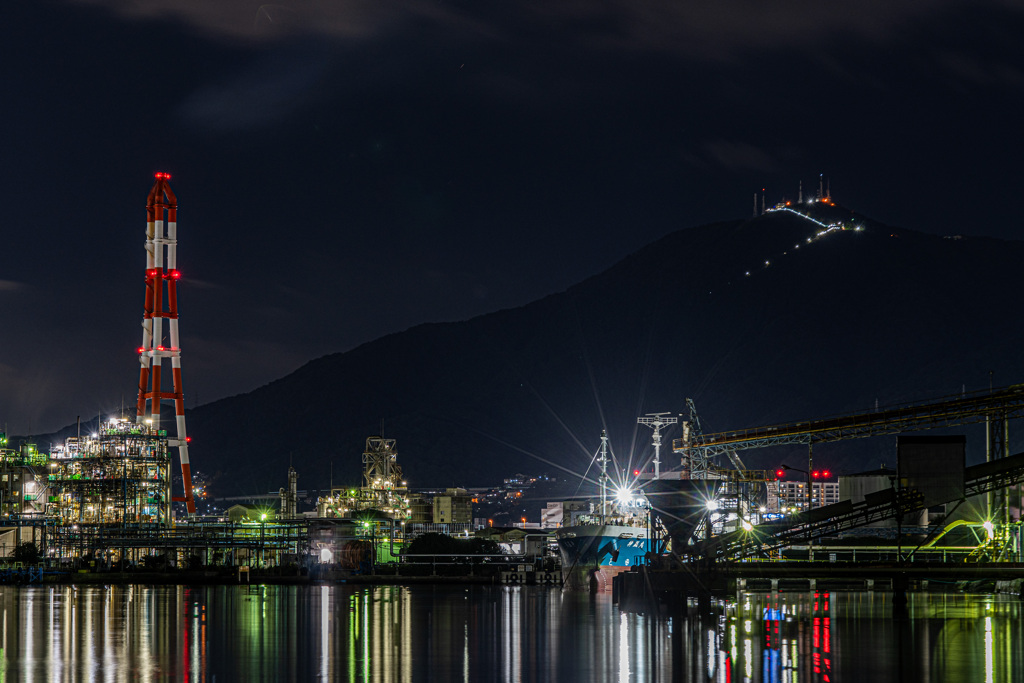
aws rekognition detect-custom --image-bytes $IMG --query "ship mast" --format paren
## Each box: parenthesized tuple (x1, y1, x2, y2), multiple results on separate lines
(638, 412, 678, 479)
(598, 430, 609, 524)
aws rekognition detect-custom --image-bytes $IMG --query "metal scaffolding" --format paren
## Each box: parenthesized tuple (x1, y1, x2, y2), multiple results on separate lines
(46, 419, 172, 526)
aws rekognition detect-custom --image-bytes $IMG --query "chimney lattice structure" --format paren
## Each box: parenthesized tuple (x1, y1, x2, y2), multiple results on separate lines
(135, 172, 196, 514)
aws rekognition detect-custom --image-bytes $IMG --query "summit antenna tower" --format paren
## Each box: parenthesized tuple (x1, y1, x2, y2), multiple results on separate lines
(135, 172, 196, 514)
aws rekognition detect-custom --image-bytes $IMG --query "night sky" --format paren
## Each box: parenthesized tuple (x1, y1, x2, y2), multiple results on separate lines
(3, 0, 1024, 435)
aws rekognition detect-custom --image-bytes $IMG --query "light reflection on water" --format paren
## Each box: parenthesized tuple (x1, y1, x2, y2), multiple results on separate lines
(0, 585, 1019, 681)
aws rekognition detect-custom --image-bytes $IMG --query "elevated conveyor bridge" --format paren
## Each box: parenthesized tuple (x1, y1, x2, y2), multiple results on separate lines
(674, 384, 1024, 459)
(704, 450, 1024, 560)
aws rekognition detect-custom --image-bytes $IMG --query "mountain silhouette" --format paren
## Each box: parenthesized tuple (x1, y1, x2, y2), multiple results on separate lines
(22, 203, 1024, 498)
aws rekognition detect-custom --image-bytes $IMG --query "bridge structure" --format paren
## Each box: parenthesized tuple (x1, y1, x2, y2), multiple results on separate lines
(702, 450, 1024, 561)
(665, 384, 1024, 560)
(673, 383, 1024, 459)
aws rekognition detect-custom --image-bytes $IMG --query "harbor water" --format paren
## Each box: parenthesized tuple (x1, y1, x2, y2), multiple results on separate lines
(0, 584, 1019, 681)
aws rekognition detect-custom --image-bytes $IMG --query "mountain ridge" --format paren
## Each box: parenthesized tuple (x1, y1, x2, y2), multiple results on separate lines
(19, 205, 1024, 498)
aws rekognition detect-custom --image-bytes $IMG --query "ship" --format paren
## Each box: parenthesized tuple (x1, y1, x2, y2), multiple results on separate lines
(554, 431, 654, 591)
(555, 430, 723, 591)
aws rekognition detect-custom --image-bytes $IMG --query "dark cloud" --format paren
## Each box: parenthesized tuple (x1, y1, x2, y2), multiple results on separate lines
(937, 52, 1024, 89)
(702, 141, 779, 174)
(70, 0, 1024, 57)
(177, 43, 331, 130)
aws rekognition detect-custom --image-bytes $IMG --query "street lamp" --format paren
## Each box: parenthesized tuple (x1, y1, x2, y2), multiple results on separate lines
(361, 521, 376, 575)
(260, 513, 267, 568)
(781, 464, 811, 513)
(781, 464, 813, 560)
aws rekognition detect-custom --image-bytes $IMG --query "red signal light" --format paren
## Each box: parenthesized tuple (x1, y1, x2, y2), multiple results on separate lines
(812, 471, 820, 478)
(185, 437, 191, 443)
(775, 469, 785, 479)
(166, 269, 182, 280)
(823, 470, 831, 478)
(137, 347, 145, 354)
(633, 469, 640, 476)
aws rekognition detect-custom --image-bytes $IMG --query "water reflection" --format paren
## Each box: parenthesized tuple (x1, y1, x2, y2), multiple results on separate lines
(0, 585, 1020, 681)
(704, 590, 1024, 683)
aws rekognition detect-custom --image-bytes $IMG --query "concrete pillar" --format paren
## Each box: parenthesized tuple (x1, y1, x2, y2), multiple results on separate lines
(892, 574, 909, 613)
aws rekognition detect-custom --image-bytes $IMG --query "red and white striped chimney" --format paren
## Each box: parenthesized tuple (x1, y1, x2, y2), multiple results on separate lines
(135, 172, 196, 515)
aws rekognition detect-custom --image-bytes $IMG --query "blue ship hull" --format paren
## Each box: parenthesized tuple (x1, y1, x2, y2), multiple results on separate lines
(555, 524, 650, 589)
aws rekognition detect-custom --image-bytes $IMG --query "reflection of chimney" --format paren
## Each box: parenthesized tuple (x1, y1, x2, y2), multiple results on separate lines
(798, 180, 803, 204)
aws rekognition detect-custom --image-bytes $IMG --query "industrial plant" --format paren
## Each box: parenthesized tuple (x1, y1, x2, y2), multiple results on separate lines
(3, 175, 1024, 602)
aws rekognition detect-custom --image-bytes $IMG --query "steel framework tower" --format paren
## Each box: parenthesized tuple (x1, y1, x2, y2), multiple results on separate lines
(135, 172, 196, 514)
(638, 412, 678, 479)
